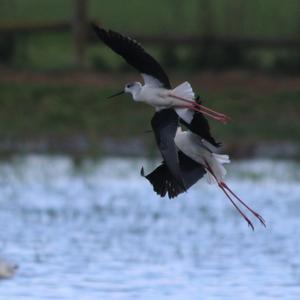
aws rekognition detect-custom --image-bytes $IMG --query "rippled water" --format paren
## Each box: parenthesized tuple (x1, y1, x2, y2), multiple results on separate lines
(0, 155, 300, 300)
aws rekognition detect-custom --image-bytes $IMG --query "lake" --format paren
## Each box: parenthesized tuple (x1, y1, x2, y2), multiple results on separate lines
(0, 155, 300, 300)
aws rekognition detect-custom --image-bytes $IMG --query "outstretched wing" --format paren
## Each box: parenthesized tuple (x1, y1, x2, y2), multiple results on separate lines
(141, 151, 206, 199)
(151, 109, 185, 190)
(92, 23, 171, 89)
(141, 164, 183, 199)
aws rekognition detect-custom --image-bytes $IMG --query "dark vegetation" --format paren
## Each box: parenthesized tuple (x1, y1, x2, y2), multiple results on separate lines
(0, 0, 299, 73)
(0, 0, 299, 156)
(0, 80, 299, 155)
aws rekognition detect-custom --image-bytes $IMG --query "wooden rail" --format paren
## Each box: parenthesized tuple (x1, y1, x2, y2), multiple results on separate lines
(0, 21, 299, 49)
(0, 21, 71, 34)
(91, 34, 300, 49)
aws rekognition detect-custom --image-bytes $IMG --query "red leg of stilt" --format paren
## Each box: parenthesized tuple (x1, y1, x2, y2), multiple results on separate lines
(220, 181, 266, 227)
(170, 94, 225, 116)
(170, 94, 231, 123)
(218, 183, 255, 230)
(204, 160, 258, 230)
(178, 104, 228, 124)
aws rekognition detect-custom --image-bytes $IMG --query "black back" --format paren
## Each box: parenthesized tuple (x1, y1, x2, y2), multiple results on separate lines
(151, 109, 185, 190)
(92, 24, 171, 89)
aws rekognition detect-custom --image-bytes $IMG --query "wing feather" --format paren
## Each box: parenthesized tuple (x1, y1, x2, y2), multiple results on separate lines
(141, 151, 206, 199)
(151, 109, 185, 190)
(92, 24, 171, 88)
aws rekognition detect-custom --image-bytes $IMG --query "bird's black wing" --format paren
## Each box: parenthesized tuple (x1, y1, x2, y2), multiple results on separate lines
(141, 151, 206, 199)
(92, 23, 171, 89)
(141, 164, 183, 199)
(178, 151, 206, 188)
(180, 112, 220, 147)
(151, 109, 185, 190)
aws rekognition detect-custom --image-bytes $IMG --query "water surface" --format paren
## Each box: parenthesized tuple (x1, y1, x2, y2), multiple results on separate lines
(0, 156, 299, 300)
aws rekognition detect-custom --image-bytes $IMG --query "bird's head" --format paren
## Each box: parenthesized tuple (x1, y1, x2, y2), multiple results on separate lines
(107, 82, 142, 100)
(124, 82, 142, 94)
(124, 82, 142, 100)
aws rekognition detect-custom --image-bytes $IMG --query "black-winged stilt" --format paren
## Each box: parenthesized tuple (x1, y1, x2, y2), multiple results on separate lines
(92, 24, 265, 229)
(143, 127, 265, 230)
(92, 24, 229, 125)
(92, 24, 224, 187)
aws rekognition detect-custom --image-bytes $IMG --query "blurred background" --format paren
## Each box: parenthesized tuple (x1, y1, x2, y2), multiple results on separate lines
(0, 1, 300, 300)
(0, 0, 299, 157)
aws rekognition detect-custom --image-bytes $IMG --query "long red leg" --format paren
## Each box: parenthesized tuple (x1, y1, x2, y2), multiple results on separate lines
(218, 182, 255, 230)
(220, 181, 266, 227)
(170, 94, 231, 123)
(170, 94, 225, 116)
(177, 104, 228, 124)
(204, 160, 255, 230)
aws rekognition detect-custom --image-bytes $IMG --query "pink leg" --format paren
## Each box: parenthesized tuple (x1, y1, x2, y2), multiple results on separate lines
(178, 104, 229, 124)
(218, 182, 255, 230)
(170, 94, 231, 123)
(220, 181, 266, 227)
(204, 160, 265, 230)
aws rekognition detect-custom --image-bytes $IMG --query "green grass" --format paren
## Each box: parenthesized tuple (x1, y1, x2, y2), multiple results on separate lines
(0, 82, 153, 141)
(13, 33, 74, 70)
(207, 91, 300, 143)
(0, 82, 299, 150)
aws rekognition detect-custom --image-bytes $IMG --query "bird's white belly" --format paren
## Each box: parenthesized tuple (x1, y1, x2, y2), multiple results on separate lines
(138, 87, 174, 109)
(175, 129, 229, 184)
(175, 131, 207, 165)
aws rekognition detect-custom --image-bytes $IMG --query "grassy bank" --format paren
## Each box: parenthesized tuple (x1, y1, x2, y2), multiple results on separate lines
(0, 80, 299, 155)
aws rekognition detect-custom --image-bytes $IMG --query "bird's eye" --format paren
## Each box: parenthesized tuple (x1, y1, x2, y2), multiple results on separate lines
(127, 83, 133, 88)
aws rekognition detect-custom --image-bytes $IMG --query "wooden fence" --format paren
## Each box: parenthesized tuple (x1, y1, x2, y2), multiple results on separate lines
(0, 20, 299, 69)
(1, 21, 299, 47)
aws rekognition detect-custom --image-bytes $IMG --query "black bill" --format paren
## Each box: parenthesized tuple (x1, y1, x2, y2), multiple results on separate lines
(107, 91, 125, 99)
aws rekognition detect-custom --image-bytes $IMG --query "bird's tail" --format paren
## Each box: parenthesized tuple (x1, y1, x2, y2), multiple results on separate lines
(172, 82, 195, 123)
(171, 82, 230, 124)
(172, 81, 195, 100)
(205, 153, 230, 184)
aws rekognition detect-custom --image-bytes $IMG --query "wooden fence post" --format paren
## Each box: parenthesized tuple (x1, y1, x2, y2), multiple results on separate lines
(73, 0, 88, 69)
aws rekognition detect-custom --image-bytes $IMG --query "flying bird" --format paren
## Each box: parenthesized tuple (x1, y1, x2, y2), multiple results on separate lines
(92, 23, 227, 188)
(91, 23, 229, 125)
(92, 24, 265, 229)
(143, 127, 265, 230)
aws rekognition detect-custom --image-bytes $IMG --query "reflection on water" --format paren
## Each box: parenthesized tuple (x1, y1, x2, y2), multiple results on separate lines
(0, 155, 300, 300)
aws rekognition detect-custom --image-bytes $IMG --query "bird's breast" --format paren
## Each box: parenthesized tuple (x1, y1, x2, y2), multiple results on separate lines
(139, 87, 172, 108)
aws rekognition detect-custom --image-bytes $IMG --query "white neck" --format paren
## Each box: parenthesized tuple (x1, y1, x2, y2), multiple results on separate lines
(130, 85, 142, 101)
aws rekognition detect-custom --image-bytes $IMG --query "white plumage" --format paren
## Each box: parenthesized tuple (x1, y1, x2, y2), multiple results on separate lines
(173, 81, 195, 123)
(93, 24, 265, 230)
(174, 127, 230, 184)
(126, 80, 197, 113)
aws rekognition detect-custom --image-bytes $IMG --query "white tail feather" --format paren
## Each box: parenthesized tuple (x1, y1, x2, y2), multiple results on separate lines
(205, 153, 230, 185)
(172, 81, 195, 100)
(173, 82, 195, 123)
(213, 153, 230, 164)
